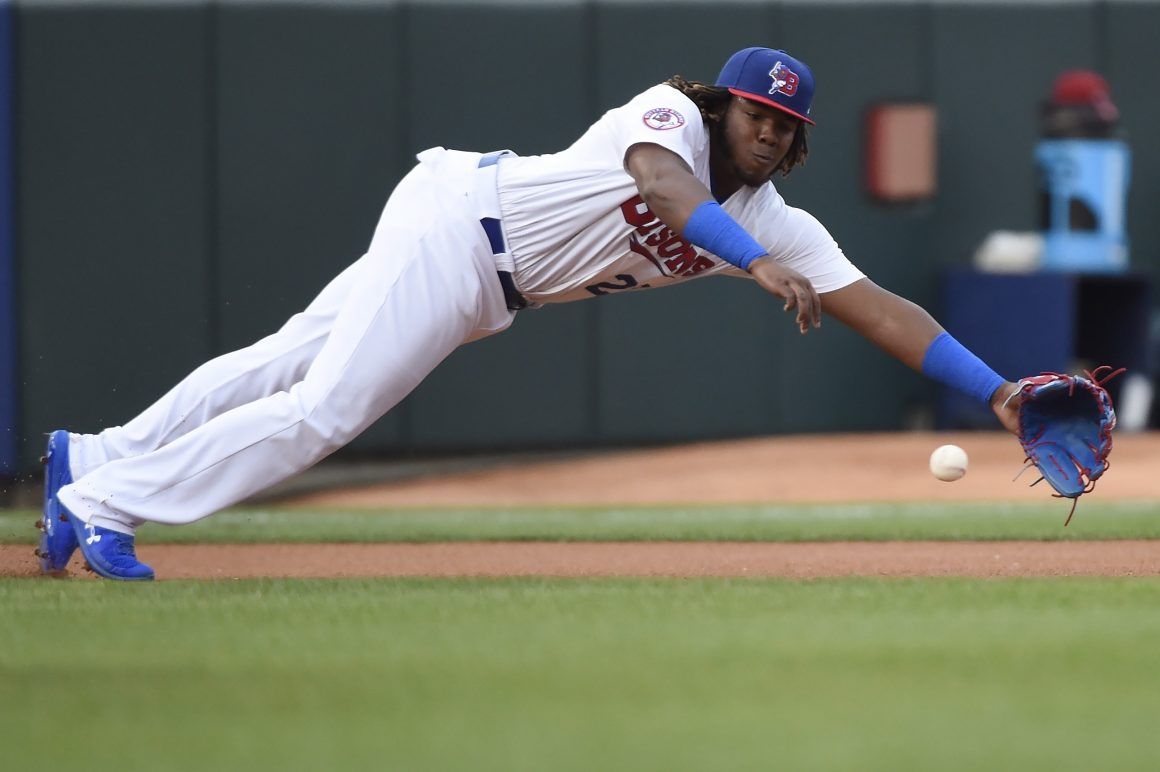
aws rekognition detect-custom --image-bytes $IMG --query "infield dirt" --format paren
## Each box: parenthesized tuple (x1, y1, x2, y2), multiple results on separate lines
(291, 431, 1160, 508)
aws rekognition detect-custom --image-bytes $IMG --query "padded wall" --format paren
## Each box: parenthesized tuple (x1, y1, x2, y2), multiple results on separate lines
(214, 3, 409, 449)
(17, 4, 212, 466)
(0, 0, 15, 473)
(11, 0, 1160, 468)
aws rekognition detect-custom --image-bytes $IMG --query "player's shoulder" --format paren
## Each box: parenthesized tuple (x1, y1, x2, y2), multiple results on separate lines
(620, 83, 704, 132)
(745, 183, 830, 230)
(736, 183, 835, 245)
(752, 180, 784, 206)
(780, 201, 841, 253)
(731, 180, 786, 216)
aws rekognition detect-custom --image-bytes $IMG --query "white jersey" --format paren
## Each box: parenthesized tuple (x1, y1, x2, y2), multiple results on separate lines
(495, 83, 865, 304)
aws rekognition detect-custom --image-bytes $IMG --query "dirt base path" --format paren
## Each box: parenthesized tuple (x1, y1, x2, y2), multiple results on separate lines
(6, 541, 1160, 580)
(289, 432, 1160, 508)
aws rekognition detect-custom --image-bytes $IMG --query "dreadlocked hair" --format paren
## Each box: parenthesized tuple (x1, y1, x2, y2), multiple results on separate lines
(664, 74, 809, 178)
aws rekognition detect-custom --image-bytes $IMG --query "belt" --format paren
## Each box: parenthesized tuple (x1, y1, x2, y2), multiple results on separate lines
(496, 271, 528, 312)
(478, 152, 528, 312)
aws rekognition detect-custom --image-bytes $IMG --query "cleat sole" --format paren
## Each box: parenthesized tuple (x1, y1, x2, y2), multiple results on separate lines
(39, 430, 80, 574)
(81, 559, 153, 582)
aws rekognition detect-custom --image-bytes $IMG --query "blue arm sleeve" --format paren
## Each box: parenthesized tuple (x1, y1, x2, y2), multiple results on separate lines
(681, 200, 768, 271)
(921, 332, 1006, 404)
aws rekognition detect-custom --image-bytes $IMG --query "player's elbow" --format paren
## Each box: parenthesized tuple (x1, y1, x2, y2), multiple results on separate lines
(636, 177, 671, 210)
(637, 172, 695, 225)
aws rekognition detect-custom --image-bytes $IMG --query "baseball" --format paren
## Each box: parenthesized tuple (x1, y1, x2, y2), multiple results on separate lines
(929, 444, 968, 482)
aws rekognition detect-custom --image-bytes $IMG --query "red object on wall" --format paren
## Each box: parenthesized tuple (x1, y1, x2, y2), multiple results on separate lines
(864, 103, 937, 202)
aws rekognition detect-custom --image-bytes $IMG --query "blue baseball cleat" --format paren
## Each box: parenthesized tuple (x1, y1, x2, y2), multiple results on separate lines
(70, 516, 155, 581)
(36, 430, 79, 575)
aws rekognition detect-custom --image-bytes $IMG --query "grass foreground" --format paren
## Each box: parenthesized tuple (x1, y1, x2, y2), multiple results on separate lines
(4, 500, 1158, 770)
(3, 577, 1160, 771)
(3, 500, 1159, 544)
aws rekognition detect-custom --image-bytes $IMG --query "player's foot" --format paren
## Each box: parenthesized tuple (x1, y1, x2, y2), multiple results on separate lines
(35, 430, 79, 575)
(69, 514, 155, 582)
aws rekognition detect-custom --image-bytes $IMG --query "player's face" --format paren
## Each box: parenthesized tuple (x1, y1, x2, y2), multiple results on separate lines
(719, 97, 800, 187)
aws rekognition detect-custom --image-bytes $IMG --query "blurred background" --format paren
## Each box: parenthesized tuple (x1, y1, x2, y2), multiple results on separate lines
(2, 0, 1158, 477)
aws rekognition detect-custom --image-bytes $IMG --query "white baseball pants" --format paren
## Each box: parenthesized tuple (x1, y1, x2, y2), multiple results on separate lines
(59, 150, 515, 532)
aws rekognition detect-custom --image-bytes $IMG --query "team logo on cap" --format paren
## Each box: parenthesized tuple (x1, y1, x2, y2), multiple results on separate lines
(768, 61, 799, 98)
(642, 108, 686, 131)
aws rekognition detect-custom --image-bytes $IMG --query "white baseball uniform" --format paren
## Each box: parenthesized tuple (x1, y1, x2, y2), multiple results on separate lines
(58, 84, 863, 532)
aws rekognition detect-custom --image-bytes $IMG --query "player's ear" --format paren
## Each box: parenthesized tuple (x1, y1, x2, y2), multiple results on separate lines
(708, 99, 729, 123)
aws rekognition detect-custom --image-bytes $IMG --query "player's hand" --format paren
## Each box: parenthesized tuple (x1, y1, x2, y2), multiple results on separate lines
(990, 380, 1021, 435)
(747, 256, 821, 334)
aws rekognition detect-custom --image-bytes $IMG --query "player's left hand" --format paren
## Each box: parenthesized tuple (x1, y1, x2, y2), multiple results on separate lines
(990, 381, 1021, 435)
(747, 256, 821, 334)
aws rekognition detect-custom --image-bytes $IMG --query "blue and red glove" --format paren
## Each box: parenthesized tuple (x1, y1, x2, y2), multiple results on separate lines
(1010, 366, 1123, 525)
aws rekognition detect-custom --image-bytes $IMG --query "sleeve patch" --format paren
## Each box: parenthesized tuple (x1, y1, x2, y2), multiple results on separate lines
(642, 108, 686, 131)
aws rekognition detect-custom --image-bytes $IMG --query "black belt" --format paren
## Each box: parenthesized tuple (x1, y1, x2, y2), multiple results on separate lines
(496, 271, 528, 312)
(478, 153, 528, 311)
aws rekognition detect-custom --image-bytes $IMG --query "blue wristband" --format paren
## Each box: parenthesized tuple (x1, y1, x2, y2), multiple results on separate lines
(682, 200, 768, 270)
(921, 332, 1006, 404)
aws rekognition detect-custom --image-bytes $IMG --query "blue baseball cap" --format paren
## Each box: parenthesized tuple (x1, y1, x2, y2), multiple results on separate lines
(715, 47, 816, 125)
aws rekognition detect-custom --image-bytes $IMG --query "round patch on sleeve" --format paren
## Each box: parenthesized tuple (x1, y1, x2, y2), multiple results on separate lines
(642, 108, 686, 131)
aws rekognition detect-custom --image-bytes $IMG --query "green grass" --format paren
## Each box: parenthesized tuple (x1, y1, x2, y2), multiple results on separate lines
(3, 577, 1160, 771)
(4, 500, 1160, 544)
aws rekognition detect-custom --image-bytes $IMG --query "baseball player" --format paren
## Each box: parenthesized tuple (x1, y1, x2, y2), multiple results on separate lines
(37, 47, 1022, 580)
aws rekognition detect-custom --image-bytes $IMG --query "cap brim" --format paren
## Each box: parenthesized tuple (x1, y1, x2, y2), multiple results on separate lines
(728, 88, 816, 125)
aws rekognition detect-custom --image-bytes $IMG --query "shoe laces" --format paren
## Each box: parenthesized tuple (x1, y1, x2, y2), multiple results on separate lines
(112, 535, 137, 557)
(102, 530, 142, 567)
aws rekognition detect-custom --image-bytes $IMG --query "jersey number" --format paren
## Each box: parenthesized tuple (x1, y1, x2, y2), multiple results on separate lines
(585, 274, 640, 296)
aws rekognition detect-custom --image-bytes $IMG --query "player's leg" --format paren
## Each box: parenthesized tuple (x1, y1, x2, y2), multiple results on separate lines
(58, 168, 512, 578)
(37, 250, 370, 573)
(64, 253, 373, 480)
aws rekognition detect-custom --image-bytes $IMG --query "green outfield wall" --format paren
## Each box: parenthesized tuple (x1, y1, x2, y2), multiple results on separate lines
(0, 0, 15, 474)
(8, 0, 1159, 469)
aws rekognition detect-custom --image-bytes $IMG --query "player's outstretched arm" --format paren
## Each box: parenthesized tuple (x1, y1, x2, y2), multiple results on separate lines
(820, 278, 941, 369)
(822, 278, 1019, 433)
(624, 142, 821, 332)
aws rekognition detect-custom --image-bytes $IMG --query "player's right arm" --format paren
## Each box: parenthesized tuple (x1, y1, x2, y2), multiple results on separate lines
(624, 142, 821, 332)
(623, 142, 711, 232)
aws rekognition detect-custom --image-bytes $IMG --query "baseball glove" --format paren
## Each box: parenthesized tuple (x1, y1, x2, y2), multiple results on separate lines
(1008, 366, 1124, 525)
